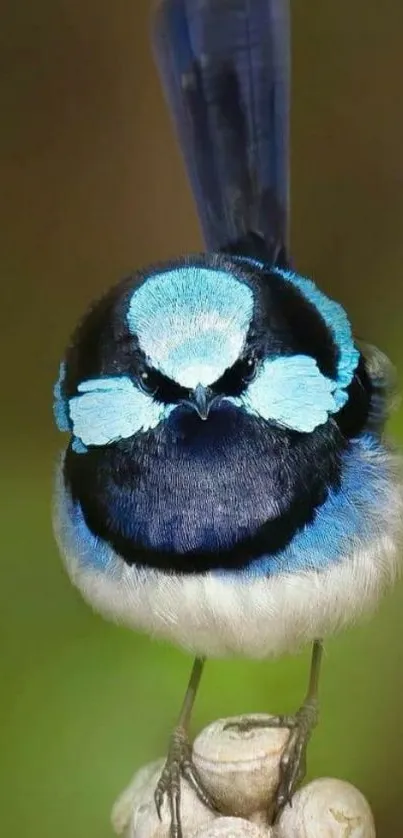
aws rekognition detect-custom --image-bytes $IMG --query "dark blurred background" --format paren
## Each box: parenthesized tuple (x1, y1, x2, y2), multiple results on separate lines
(1, 1, 403, 836)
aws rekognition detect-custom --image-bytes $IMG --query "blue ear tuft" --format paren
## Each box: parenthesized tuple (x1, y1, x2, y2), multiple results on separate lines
(68, 375, 174, 447)
(232, 256, 359, 406)
(71, 437, 88, 454)
(233, 355, 338, 432)
(273, 267, 360, 402)
(53, 362, 71, 432)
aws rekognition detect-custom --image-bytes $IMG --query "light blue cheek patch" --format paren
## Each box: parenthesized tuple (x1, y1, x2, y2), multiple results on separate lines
(232, 355, 338, 432)
(68, 376, 174, 446)
(127, 267, 254, 388)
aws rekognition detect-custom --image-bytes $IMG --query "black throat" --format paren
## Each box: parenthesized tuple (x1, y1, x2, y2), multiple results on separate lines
(64, 402, 345, 574)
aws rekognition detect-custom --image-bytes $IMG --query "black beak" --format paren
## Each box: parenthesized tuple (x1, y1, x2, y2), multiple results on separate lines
(191, 384, 215, 420)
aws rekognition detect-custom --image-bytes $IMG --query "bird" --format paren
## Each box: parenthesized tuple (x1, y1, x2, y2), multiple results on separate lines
(52, 1, 402, 836)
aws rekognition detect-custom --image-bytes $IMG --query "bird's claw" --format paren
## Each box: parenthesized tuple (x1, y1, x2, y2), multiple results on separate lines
(154, 726, 218, 838)
(273, 699, 319, 820)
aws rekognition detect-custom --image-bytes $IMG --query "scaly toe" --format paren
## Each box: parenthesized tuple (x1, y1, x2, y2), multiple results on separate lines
(273, 701, 318, 820)
(154, 726, 218, 838)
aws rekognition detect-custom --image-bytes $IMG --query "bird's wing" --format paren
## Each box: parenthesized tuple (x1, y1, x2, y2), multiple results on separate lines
(357, 341, 400, 432)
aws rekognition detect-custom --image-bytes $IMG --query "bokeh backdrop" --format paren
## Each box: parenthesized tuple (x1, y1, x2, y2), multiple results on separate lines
(1, 1, 403, 836)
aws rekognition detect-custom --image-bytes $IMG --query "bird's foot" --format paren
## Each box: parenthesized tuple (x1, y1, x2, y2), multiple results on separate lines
(154, 725, 218, 838)
(273, 699, 318, 819)
(224, 699, 319, 821)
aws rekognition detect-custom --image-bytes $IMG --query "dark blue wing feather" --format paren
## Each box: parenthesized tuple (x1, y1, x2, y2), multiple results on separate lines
(152, 0, 290, 264)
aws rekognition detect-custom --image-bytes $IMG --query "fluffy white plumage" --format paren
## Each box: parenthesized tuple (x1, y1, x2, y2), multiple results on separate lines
(53, 446, 402, 659)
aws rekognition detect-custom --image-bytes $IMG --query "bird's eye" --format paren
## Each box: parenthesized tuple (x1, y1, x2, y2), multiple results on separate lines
(137, 369, 189, 404)
(138, 371, 157, 396)
(211, 354, 259, 397)
(243, 355, 258, 383)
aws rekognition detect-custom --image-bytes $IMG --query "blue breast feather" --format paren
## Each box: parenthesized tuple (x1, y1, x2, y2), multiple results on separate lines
(58, 433, 390, 578)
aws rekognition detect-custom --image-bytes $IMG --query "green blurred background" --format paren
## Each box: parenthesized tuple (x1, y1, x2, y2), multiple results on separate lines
(1, 1, 403, 835)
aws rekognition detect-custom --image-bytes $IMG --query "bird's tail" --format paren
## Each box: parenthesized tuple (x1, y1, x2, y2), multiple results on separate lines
(151, 0, 291, 266)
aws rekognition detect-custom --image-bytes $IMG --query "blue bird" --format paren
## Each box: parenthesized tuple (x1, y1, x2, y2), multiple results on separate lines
(53, 1, 401, 835)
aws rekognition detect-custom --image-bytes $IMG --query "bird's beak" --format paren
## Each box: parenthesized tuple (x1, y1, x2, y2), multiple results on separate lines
(191, 384, 215, 420)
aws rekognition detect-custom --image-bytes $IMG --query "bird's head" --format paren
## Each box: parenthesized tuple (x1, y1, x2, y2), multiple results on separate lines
(54, 253, 366, 451)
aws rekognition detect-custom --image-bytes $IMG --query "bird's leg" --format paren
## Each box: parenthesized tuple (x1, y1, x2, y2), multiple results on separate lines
(224, 639, 323, 821)
(272, 638, 322, 818)
(155, 657, 218, 838)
